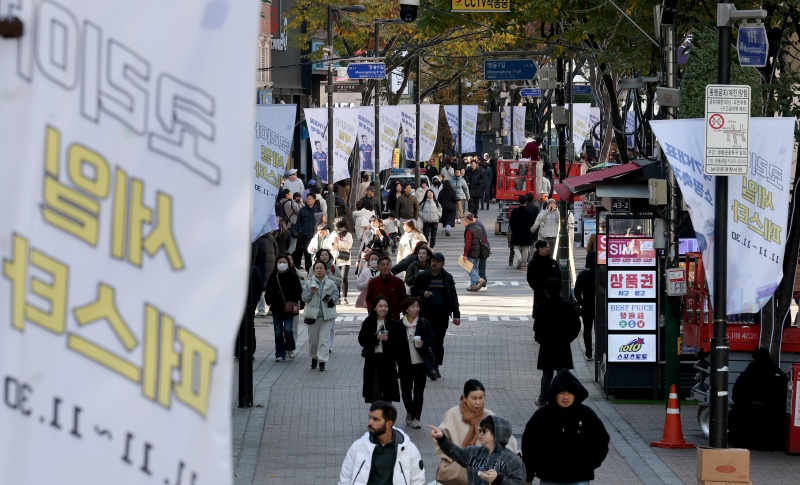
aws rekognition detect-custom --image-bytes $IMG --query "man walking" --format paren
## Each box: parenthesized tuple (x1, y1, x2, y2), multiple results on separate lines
(366, 256, 407, 321)
(480, 155, 492, 210)
(464, 159, 484, 216)
(451, 168, 470, 221)
(293, 193, 321, 271)
(394, 183, 419, 228)
(526, 240, 561, 317)
(461, 214, 487, 292)
(574, 251, 597, 361)
(509, 195, 535, 269)
(282, 168, 305, 196)
(339, 400, 426, 485)
(411, 252, 460, 377)
(533, 278, 581, 407)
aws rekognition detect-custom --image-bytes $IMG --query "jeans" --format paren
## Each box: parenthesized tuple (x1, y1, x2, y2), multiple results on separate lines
(466, 257, 481, 286)
(288, 235, 297, 253)
(272, 311, 296, 358)
(422, 222, 438, 248)
(307, 318, 333, 362)
(478, 257, 487, 282)
(400, 363, 428, 420)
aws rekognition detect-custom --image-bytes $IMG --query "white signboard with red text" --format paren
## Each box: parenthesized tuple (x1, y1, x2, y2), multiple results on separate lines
(608, 271, 657, 299)
(607, 238, 657, 267)
(608, 302, 657, 331)
(608, 334, 657, 362)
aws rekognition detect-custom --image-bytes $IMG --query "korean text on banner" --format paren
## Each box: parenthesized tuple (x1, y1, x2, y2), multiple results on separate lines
(400, 105, 417, 162)
(253, 105, 296, 242)
(589, 107, 601, 150)
(651, 118, 795, 314)
(568, 103, 591, 152)
(332, 108, 358, 183)
(379, 106, 403, 168)
(443, 105, 461, 153)
(357, 107, 376, 172)
(503, 106, 526, 148)
(304, 107, 329, 183)
(461, 106, 479, 153)
(0, 1, 260, 484)
(419, 104, 440, 163)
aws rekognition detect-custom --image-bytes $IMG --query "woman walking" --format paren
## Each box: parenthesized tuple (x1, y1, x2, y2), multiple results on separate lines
(419, 189, 443, 248)
(438, 180, 458, 237)
(386, 181, 402, 217)
(264, 254, 302, 362)
(360, 215, 391, 256)
(434, 379, 518, 485)
(314, 248, 342, 351)
(397, 219, 427, 262)
(388, 296, 436, 429)
(357, 296, 400, 403)
(404, 245, 431, 289)
(301, 261, 339, 371)
(355, 251, 382, 309)
(330, 217, 353, 305)
(531, 198, 561, 250)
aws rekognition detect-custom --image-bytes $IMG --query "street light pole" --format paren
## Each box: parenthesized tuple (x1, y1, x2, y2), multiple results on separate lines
(326, 4, 336, 225)
(373, 20, 382, 215)
(457, 75, 462, 157)
(415, 54, 421, 187)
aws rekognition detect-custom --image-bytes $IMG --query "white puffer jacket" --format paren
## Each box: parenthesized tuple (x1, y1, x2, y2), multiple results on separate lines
(301, 275, 339, 321)
(419, 199, 443, 224)
(338, 428, 425, 485)
(531, 207, 560, 238)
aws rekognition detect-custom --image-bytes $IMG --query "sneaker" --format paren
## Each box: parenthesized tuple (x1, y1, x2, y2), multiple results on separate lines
(535, 399, 546, 408)
(516, 260, 523, 269)
(341, 298, 348, 305)
(311, 358, 318, 369)
(254, 311, 267, 318)
(410, 419, 422, 429)
(476, 278, 487, 290)
(445, 230, 451, 237)
(287, 350, 298, 359)
(508, 260, 513, 266)
(318, 361, 326, 372)
(275, 356, 285, 362)
(266, 310, 272, 316)
(467, 285, 478, 292)
(434, 369, 442, 379)
(405, 413, 413, 426)
(478, 286, 488, 292)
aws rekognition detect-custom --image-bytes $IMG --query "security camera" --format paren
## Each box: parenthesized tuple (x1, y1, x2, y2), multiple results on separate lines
(399, 0, 419, 23)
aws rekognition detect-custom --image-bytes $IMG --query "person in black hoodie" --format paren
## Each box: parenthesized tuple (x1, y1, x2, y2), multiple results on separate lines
(533, 278, 581, 408)
(526, 240, 561, 318)
(521, 370, 609, 485)
(573, 251, 597, 361)
(430, 414, 526, 485)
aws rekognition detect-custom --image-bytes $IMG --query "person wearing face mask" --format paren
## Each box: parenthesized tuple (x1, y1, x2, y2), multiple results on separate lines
(434, 380, 518, 485)
(301, 261, 339, 371)
(355, 251, 382, 309)
(357, 296, 400, 404)
(430, 175, 443, 198)
(264, 254, 302, 362)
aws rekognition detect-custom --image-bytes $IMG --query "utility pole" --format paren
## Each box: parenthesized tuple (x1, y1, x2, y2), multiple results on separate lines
(457, 76, 463, 157)
(415, 54, 421, 187)
(555, 45, 571, 300)
(373, 20, 382, 215)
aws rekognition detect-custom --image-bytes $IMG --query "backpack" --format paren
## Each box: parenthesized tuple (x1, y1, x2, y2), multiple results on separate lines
(275, 200, 291, 225)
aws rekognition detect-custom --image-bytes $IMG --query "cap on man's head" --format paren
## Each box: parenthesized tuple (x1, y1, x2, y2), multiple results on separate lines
(288, 168, 298, 175)
(431, 252, 445, 263)
(483, 153, 490, 160)
(365, 185, 375, 192)
(308, 179, 316, 186)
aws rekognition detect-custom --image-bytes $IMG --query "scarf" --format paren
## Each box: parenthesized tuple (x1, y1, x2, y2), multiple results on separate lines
(402, 315, 418, 340)
(459, 395, 485, 448)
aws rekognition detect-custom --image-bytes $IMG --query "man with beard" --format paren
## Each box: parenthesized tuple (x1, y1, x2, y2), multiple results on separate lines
(339, 401, 426, 485)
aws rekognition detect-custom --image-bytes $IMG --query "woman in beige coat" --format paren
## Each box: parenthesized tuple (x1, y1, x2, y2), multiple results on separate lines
(434, 379, 518, 485)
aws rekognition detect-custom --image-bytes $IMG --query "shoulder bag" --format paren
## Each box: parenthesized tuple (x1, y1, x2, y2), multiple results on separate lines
(277, 275, 299, 316)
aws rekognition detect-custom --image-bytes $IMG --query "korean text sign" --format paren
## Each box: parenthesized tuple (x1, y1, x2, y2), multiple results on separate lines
(0, 1, 259, 483)
(651, 118, 795, 314)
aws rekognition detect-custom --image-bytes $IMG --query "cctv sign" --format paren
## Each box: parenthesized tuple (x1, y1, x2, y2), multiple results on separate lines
(451, 0, 511, 13)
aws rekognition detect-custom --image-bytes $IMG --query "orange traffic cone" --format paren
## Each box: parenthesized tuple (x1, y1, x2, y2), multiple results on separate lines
(650, 385, 694, 449)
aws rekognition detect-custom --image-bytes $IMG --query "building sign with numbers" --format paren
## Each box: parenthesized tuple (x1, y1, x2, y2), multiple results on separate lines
(451, 0, 511, 13)
(704, 84, 751, 175)
(608, 271, 657, 299)
(0, 2, 259, 483)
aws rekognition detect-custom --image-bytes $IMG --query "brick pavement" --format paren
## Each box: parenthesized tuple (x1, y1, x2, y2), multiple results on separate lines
(231, 215, 800, 484)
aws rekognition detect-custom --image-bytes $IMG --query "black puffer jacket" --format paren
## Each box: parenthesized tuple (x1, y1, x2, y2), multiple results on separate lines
(533, 294, 581, 370)
(521, 370, 609, 483)
(526, 252, 561, 293)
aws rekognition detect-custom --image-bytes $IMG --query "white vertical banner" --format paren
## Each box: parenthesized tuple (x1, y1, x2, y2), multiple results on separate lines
(303, 107, 329, 182)
(589, 107, 601, 150)
(357, 107, 376, 172)
(332, 108, 358, 183)
(650, 118, 795, 314)
(378, 106, 403, 169)
(443, 105, 461, 153)
(400, 105, 417, 161)
(503, 106, 526, 148)
(419, 104, 440, 163)
(461, 105, 479, 154)
(569, 103, 592, 152)
(626, 111, 638, 150)
(0, 1, 259, 484)
(253, 105, 296, 242)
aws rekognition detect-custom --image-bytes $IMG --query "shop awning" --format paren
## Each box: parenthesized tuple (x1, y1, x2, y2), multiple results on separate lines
(562, 162, 645, 195)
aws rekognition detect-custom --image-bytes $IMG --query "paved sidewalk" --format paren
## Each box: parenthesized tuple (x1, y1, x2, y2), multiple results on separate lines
(231, 213, 800, 484)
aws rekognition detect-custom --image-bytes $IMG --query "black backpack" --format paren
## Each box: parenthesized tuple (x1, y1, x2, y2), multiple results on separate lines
(275, 200, 291, 224)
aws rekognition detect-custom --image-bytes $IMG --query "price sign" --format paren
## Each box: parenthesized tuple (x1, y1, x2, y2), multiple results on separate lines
(666, 268, 687, 296)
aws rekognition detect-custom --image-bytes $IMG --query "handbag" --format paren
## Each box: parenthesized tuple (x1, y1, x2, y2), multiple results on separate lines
(478, 240, 490, 259)
(336, 249, 351, 262)
(289, 223, 301, 239)
(277, 275, 299, 316)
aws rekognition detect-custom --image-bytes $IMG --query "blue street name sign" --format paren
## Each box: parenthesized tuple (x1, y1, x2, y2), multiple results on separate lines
(737, 24, 768, 68)
(346, 62, 386, 79)
(572, 85, 593, 95)
(519, 87, 542, 97)
(484, 59, 537, 81)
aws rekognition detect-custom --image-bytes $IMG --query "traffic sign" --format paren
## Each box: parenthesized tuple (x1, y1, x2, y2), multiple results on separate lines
(737, 24, 769, 68)
(704, 84, 750, 175)
(519, 87, 541, 98)
(484, 59, 537, 81)
(572, 85, 593, 95)
(346, 62, 386, 79)
(666, 268, 686, 296)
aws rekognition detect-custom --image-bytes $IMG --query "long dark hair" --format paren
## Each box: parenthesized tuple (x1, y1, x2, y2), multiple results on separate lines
(440, 180, 455, 199)
(369, 295, 390, 320)
(276, 188, 291, 203)
(421, 189, 440, 209)
(334, 217, 348, 237)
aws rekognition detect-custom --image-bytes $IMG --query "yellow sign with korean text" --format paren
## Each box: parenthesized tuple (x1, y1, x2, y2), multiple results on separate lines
(0, 1, 260, 483)
(451, 0, 512, 13)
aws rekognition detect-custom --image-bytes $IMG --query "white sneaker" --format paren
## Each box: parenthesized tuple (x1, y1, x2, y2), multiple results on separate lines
(410, 419, 422, 429)
(405, 413, 413, 426)
(255, 311, 267, 318)
(275, 356, 284, 362)
(287, 351, 298, 359)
